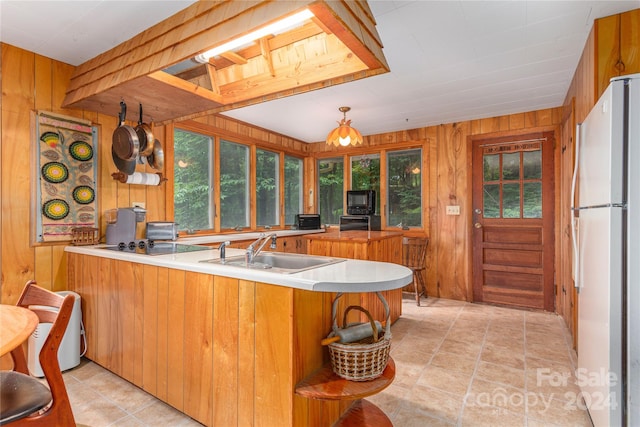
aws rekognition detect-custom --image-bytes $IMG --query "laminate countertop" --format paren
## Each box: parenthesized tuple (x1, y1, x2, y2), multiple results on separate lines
(64, 244, 412, 293)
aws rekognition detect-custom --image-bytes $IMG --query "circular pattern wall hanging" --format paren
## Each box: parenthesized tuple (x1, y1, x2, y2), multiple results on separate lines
(72, 186, 95, 204)
(69, 141, 93, 161)
(41, 162, 69, 183)
(43, 199, 70, 220)
(40, 131, 60, 148)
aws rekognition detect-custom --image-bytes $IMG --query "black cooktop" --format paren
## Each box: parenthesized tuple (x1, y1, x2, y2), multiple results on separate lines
(102, 240, 211, 256)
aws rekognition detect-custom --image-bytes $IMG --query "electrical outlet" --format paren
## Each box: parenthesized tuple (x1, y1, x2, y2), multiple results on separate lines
(446, 205, 460, 215)
(133, 202, 145, 209)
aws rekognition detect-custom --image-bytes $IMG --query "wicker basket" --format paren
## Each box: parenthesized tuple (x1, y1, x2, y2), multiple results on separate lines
(326, 292, 391, 381)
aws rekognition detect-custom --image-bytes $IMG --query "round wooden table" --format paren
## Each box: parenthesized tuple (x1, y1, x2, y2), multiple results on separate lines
(0, 305, 39, 356)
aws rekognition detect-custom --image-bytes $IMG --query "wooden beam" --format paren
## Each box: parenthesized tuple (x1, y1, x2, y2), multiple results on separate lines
(206, 63, 221, 95)
(220, 51, 248, 65)
(260, 38, 276, 77)
(62, 0, 389, 124)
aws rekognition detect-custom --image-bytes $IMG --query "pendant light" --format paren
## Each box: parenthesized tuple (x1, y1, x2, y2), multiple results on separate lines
(326, 106, 363, 147)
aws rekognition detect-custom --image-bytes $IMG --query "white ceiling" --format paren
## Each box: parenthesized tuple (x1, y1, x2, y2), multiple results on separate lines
(1, 0, 638, 143)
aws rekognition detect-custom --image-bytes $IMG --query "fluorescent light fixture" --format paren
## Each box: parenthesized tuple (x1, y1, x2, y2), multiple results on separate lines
(195, 9, 314, 63)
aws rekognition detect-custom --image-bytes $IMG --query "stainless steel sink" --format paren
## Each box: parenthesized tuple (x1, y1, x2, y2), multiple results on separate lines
(201, 252, 345, 274)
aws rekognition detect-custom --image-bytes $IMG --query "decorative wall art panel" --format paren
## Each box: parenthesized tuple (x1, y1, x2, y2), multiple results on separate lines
(34, 111, 98, 243)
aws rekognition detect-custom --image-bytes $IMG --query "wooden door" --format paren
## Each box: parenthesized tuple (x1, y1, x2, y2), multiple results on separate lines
(472, 132, 555, 311)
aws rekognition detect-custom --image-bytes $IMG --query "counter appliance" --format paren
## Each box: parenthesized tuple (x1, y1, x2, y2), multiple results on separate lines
(105, 207, 146, 245)
(102, 239, 210, 256)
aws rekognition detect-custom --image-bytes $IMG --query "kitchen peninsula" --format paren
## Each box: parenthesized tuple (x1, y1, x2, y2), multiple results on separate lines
(65, 245, 412, 426)
(306, 230, 404, 323)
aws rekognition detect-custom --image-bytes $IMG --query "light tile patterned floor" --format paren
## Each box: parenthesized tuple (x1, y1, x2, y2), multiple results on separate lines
(64, 296, 592, 426)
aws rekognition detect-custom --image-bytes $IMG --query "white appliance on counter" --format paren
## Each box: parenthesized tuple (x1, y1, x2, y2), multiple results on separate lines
(571, 73, 640, 426)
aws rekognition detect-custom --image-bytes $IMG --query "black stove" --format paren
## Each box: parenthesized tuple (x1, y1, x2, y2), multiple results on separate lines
(102, 239, 211, 256)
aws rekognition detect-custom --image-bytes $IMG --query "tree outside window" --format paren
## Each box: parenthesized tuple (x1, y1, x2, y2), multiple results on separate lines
(284, 155, 303, 224)
(387, 149, 422, 227)
(351, 154, 380, 214)
(256, 148, 279, 226)
(173, 129, 213, 232)
(220, 140, 249, 229)
(318, 158, 344, 224)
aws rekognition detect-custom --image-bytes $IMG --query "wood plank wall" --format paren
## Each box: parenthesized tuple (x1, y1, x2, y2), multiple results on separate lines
(0, 41, 566, 308)
(0, 43, 307, 305)
(2, 8, 638, 318)
(307, 110, 563, 302)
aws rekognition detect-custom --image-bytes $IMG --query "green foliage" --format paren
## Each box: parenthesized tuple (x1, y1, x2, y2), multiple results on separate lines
(174, 130, 212, 230)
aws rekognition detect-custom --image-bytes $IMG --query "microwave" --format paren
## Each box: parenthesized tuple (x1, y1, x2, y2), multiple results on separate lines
(346, 190, 376, 215)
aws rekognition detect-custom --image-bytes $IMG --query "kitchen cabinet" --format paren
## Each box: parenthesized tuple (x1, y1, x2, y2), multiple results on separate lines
(66, 250, 410, 427)
(276, 235, 308, 253)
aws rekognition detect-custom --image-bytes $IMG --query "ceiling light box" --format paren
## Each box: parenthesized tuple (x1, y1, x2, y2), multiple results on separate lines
(62, 1, 389, 125)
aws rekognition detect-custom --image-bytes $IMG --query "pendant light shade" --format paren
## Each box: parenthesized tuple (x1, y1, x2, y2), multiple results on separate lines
(326, 107, 363, 147)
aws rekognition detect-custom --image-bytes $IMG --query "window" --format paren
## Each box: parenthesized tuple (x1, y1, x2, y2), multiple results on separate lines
(256, 148, 279, 226)
(318, 157, 344, 224)
(220, 140, 249, 229)
(284, 155, 303, 224)
(387, 149, 422, 227)
(351, 154, 380, 214)
(173, 129, 213, 231)
(482, 144, 543, 219)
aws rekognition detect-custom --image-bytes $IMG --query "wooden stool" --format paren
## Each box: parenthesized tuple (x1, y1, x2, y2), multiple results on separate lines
(402, 237, 429, 306)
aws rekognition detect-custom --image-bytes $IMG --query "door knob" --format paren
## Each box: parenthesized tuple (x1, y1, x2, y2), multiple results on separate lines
(474, 222, 482, 229)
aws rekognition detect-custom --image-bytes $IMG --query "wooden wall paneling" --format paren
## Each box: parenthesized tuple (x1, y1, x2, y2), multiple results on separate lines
(212, 276, 240, 426)
(51, 245, 67, 291)
(621, 9, 640, 77)
(34, 247, 54, 291)
(117, 261, 136, 383)
(426, 127, 438, 297)
(96, 257, 112, 368)
(82, 255, 100, 363)
(132, 262, 144, 387)
(183, 271, 214, 425)
(292, 289, 325, 427)
(596, 14, 621, 97)
(155, 266, 170, 402)
(1, 45, 35, 304)
(149, 124, 168, 222)
(436, 123, 469, 301)
(166, 268, 186, 411)
(142, 264, 159, 395)
(237, 279, 256, 426)
(255, 283, 293, 427)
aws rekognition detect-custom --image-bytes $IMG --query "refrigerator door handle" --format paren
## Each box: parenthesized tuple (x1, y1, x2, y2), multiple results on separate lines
(571, 123, 581, 290)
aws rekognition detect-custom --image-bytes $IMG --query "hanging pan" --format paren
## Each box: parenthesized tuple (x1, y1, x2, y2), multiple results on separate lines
(136, 103, 154, 157)
(147, 139, 165, 170)
(112, 101, 139, 160)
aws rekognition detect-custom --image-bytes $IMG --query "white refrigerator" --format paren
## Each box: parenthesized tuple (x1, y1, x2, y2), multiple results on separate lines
(571, 73, 640, 427)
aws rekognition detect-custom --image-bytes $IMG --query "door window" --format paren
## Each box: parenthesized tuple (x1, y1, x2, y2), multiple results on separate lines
(482, 142, 542, 219)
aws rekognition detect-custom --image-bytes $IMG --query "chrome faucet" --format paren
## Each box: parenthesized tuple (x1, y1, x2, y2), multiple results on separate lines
(218, 241, 231, 263)
(245, 233, 277, 264)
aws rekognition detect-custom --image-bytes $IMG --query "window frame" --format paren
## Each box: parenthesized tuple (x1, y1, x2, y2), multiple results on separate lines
(170, 122, 305, 234)
(314, 143, 425, 229)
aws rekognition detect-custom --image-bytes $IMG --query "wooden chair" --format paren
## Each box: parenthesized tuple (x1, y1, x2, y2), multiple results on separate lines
(402, 237, 429, 306)
(0, 281, 76, 426)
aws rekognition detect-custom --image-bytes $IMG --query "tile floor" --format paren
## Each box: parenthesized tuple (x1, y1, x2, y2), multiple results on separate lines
(63, 295, 592, 426)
